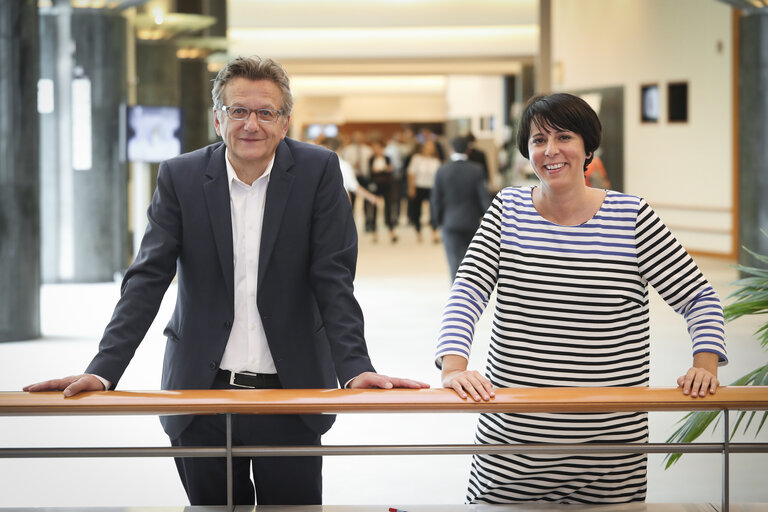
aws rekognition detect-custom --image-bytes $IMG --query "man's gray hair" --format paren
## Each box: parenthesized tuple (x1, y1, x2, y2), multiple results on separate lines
(211, 56, 293, 115)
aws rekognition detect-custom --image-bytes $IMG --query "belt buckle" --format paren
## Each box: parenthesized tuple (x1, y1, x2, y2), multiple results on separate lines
(229, 371, 254, 389)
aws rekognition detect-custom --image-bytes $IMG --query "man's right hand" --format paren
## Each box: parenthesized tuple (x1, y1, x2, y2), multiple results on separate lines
(23, 374, 106, 397)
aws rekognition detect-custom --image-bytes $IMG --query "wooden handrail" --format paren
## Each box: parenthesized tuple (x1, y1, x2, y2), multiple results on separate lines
(2, 386, 767, 416)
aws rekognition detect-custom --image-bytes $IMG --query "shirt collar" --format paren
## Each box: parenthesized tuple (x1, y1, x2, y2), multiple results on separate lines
(450, 152, 469, 162)
(225, 148, 275, 190)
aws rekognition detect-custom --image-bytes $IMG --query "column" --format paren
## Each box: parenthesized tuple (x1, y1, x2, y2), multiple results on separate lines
(536, 0, 552, 94)
(0, 0, 40, 341)
(738, 12, 768, 264)
(39, 3, 129, 282)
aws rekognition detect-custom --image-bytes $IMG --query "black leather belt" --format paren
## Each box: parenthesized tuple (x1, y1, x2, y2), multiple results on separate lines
(217, 369, 281, 389)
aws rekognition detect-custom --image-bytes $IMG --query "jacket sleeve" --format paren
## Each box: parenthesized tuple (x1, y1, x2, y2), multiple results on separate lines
(85, 161, 182, 386)
(308, 151, 376, 385)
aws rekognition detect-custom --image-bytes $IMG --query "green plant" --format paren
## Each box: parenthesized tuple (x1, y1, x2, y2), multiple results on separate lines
(664, 234, 768, 468)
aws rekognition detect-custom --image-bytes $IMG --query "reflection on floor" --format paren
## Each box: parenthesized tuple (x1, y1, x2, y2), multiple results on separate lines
(1, 212, 767, 508)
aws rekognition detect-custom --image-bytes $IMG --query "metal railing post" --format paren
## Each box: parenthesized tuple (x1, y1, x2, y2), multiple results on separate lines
(722, 409, 730, 512)
(226, 413, 233, 512)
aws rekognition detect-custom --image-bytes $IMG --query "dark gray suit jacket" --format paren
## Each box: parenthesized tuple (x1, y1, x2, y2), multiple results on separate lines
(86, 138, 375, 439)
(430, 158, 490, 232)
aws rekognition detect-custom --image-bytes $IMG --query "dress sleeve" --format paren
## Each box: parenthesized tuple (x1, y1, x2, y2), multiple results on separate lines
(435, 191, 503, 368)
(635, 199, 728, 364)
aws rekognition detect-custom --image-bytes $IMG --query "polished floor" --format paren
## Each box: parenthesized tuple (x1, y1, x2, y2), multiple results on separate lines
(1, 208, 767, 508)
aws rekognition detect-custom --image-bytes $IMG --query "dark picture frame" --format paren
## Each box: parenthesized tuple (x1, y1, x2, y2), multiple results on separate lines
(668, 81, 689, 123)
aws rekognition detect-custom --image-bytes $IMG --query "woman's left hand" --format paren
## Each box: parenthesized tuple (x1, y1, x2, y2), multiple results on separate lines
(677, 366, 719, 398)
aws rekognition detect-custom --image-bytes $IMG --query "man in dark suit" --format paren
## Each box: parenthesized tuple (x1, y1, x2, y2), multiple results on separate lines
(25, 56, 427, 505)
(431, 136, 492, 281)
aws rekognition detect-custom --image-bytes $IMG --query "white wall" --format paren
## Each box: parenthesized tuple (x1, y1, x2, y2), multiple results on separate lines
(552, 0, 734, 255)
(445, 74, 506, 146)
(445, 75, 508, 187)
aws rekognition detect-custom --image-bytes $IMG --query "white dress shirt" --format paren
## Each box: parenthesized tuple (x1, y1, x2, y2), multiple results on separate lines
(219, 149, 277, 374)
(93, 149, 278, 391)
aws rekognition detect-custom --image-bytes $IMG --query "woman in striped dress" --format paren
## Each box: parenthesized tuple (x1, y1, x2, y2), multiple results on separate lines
(435, 93, 728, 504)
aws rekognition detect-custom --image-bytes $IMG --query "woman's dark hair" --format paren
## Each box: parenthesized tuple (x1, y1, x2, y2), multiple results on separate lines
(516, 93, 602, 171)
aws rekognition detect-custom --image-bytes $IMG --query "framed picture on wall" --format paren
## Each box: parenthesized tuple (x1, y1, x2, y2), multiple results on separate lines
(641, 84, 660, 123)
(668, 82, 688, 122)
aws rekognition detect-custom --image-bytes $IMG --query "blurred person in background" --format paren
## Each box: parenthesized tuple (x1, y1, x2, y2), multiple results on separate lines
(466, 132, 489, 184)
(341, 130, 374, 228)
(431, 136, 491, 281)
(385, 131, 407, 225)
(319, 137, 378, 206)
(367, 140, 398, 243)
(407, 139, 441, 243)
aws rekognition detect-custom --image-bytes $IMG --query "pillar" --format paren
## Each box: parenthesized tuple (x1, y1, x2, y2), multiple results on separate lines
(738, 12, 768, 265)
(39, 2, 129, 282)
(0, 0, 40, 341)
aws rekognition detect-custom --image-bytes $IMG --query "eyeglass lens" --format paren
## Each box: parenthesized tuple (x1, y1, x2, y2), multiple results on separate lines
(225, 107, 280, 123)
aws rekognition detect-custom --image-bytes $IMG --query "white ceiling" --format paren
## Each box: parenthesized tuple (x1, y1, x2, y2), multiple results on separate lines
(225, 0, 539, 76)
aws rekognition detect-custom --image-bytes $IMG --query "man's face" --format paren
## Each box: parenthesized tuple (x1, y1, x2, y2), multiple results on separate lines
(214, 77, 290, 171)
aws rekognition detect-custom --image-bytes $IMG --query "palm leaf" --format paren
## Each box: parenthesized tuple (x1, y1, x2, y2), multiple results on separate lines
(664, 363, 768, 468)
(664, 231, 768, 468)
(664, 410, 721, 468)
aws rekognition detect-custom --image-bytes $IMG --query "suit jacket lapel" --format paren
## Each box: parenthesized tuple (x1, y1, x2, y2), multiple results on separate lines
(259, 139, 295, 285)
(203, 144, 235, 306)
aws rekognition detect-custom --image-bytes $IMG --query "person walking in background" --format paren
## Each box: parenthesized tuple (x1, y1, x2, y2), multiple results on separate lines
(385, 131, 407, 225)
(417, 128, 446, 162)
(407, 139, 441, 243)
(340, 130, 373, 228)
(431, 136, 491, 281)
(25, 55, 428, 507)
(318, 137, 378, 206)
(436, 92, 726, 505)
(368, 140, 398, 243)
(466, 132, 489, 184)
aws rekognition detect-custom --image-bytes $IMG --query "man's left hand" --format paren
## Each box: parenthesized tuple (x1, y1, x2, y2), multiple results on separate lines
(348, 372, 430, 389)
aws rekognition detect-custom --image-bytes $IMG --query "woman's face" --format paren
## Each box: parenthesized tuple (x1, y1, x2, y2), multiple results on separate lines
(527, 121, 588, 190)
(422, 140, 436, 156)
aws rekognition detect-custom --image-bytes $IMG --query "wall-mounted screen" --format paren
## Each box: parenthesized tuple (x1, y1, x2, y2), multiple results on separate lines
(126, 105, 182, 163)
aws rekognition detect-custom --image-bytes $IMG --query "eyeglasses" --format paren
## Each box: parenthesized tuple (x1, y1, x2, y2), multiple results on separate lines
(220, 106, 284, 123)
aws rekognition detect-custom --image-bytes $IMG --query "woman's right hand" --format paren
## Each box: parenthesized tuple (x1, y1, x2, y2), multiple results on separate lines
(441, 355, 495, 402)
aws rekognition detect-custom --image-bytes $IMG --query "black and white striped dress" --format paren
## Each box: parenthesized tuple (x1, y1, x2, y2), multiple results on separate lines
(435, 187, 727, 504)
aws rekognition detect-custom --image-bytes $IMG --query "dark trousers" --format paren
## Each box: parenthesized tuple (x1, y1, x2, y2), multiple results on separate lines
(369, 173, 396, 230)
(442, 228, 477, 281)
(170, 372, 322, 506)
(408, 187, 435, 232)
